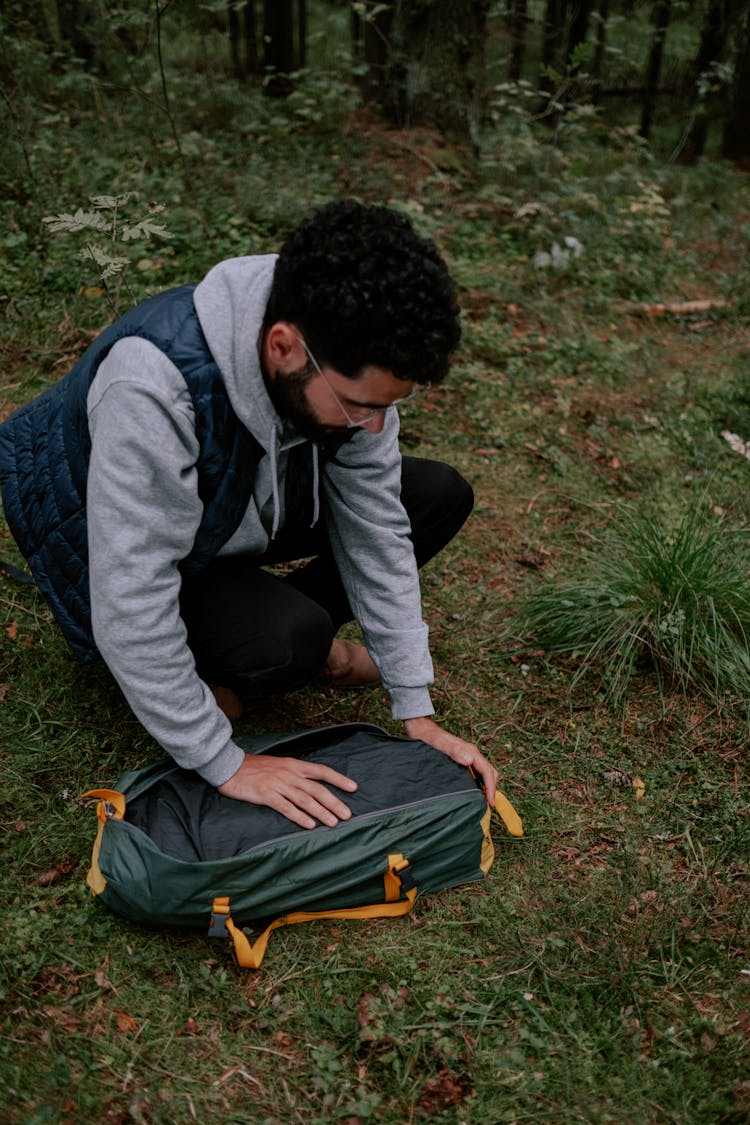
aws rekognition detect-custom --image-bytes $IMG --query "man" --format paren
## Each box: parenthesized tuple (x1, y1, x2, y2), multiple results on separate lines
(0, 199, 498, 827)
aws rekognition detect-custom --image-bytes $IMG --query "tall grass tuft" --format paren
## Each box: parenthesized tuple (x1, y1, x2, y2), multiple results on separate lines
(514, 505, 750, 706)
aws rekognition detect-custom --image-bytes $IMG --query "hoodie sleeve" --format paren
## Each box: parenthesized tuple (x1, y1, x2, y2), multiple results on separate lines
(86, 337, 245, 786)
(321, 409, 435, 721)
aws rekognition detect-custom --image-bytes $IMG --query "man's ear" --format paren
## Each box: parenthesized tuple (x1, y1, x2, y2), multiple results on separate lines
(263, 321, 306, 376)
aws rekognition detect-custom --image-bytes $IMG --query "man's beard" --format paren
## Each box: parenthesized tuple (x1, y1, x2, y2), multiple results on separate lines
(267, 363, 356, 447)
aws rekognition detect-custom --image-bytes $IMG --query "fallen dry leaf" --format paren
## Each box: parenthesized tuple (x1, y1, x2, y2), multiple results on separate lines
(115, 1010, 141, 1034)
(33, 861, 74, 887)
(633, 776, 646, 799)
(509, 650, 545, 663)
(42, 1003, 86, 1033)
(94, 957, 116, 992)
(419, 1067, 475, 1113)
(7, 621, 18, 640)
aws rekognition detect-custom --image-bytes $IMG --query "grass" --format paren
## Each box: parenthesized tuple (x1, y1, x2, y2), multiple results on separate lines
(512, 504, 750, 708)
(2, 7, 750, 1123)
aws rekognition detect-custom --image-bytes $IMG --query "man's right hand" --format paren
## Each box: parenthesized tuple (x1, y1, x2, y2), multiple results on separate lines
(218, 753, 357, 829)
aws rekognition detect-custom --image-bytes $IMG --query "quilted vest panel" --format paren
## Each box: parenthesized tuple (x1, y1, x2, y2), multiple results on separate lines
(0, 285, 262, 661)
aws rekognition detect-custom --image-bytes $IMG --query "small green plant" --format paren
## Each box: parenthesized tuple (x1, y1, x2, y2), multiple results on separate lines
(513, 504, 750, 707)
(42, 193, 173, 312)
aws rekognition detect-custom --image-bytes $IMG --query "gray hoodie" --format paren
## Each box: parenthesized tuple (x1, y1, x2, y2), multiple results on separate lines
(85, 255, 434, 786)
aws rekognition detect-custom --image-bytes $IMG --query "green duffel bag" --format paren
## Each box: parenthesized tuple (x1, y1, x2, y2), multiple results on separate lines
(83, 722, 523, 968)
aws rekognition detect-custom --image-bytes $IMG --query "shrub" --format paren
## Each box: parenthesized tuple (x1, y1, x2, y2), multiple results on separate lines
(514, 504, 750, 707)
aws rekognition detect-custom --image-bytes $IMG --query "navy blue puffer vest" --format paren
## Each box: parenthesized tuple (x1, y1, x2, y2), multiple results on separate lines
(0, 285, 262, 662)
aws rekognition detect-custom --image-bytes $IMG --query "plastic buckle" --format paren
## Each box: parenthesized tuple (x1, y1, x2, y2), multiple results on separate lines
(208, 898, 230, 940)
(389, 857, 416, 895)
(397, 866, 417, 894)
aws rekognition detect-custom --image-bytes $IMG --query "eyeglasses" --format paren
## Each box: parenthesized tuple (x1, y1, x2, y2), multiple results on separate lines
(296, 335, 418, 427)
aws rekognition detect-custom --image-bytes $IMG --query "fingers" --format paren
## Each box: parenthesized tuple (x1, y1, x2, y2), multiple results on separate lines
(284, 777, 354, 828)
(403, 717, 499, 807)
(218, 754, 356, 829)
(303, 761, 359, 793)
(264, 793, 319, 831)
(471, 754, 499, 807)
(278, 760, 357, 825)
(443, 741, 499, 806)
(264, 785, 346, 831)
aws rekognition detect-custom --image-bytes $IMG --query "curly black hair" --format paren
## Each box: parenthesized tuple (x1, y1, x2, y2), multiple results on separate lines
(264, 199, 461, 385)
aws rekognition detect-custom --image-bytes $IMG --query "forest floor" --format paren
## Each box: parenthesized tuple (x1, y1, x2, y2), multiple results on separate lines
(1, 28, 750, 1125)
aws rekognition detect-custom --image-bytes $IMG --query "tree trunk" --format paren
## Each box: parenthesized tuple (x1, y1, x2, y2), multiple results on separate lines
(228, 3, 243, 81)
(244, 1, 259, 77)
(263, 0, 295, 97)
(228, 2, 260, 82)
(540, 0, 567, 95)
(55, 0, 107, 73)
(566, 0, 593, 69)
(297, 0, 307, 69)
(591, 0, 610, 102)
(352, 0, 394, 105)
(679, 0, 734, 161)
(508, 0, 528, 82)
(542, 0, 567, 73)
(378, 0, 490, 152)
(640, 0, 671, 139)
(722, 5, 750, 164)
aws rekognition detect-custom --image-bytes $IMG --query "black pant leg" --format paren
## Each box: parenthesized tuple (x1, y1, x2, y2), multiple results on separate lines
(400, 456, 475, 568)
(180, 558, 336, 696)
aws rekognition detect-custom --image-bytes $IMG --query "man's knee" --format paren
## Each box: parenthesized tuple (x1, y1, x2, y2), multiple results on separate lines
(401, 457, 474, 564)
(233, 599, 336, 694)
(434, 461, 474, 525)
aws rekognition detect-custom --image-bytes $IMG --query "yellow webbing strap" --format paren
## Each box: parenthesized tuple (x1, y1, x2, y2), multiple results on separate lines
(81, 788, 127, 823)
(494, 789, 524, 837)
(81, 789, 127, 898)
(210, 853, 417, 970)
(384, 852, 411, 901)
(468, 769, 524, 837)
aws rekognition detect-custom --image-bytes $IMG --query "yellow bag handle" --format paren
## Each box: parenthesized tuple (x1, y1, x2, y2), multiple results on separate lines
(209, 852, 417, 969)
(81, 789, 127, 897)
(493, 788, 524, 837)
(468, 770, 524, 837)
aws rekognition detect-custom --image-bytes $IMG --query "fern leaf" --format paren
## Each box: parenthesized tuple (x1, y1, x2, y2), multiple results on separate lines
(79, 245, 130, 278)
(120, 220, 173, 242)
(89, 193, 136, 209)
(43, 209, 109, 234)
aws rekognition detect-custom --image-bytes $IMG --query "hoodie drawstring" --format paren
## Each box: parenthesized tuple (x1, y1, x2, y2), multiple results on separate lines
(310, 444, 320, 529)
(267, 426, 320, 540)
(269, 425, 281, 540)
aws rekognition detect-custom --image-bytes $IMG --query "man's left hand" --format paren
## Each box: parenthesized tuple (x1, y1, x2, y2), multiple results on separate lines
(403, 716, 498, 806)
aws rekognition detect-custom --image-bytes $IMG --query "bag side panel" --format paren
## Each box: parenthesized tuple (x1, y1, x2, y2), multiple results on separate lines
(92, 788, 492, 930)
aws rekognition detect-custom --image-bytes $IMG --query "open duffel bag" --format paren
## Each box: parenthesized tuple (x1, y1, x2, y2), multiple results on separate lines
(83, 722, 523, 969)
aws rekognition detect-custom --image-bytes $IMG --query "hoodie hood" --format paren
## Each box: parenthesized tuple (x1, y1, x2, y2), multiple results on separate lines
(192, 254, 279, 450)
(192, 254, 319, 537)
